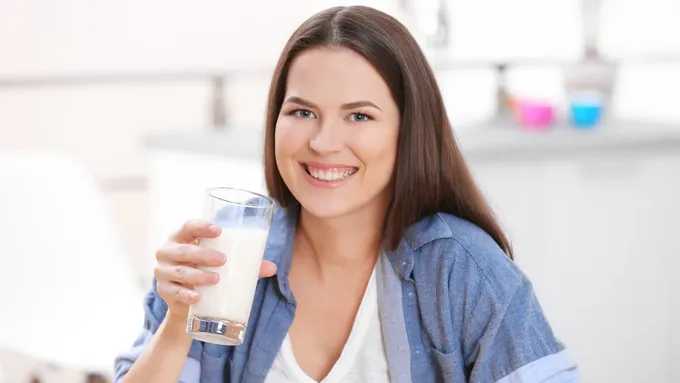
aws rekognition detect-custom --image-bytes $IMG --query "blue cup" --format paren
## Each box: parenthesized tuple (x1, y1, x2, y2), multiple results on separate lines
(570, 103, 603, 128)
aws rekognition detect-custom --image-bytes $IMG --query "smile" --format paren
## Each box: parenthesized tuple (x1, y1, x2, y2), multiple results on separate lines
(302, 163, 359, 182)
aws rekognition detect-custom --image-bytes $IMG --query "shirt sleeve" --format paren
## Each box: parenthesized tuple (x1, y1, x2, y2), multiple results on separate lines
(450, 238, 581, 383)
(113, 280, 203, 383)
(473, 279, 580, 383)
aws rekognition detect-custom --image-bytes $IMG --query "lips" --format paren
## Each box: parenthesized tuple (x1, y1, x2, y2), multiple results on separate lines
(301, 163, 358, 182)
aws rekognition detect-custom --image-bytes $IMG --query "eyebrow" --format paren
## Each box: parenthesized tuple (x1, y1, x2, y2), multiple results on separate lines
(283, 96, 382, 111)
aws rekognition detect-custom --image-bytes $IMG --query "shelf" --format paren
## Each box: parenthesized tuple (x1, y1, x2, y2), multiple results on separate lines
(459, 119, 680, 162)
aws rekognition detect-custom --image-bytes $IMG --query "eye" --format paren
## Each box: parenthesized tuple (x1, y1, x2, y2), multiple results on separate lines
(291, 109, 316, 119)
(349, 112, 372, 122)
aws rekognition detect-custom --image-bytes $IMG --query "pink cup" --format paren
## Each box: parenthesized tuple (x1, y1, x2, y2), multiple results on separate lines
(516, 100, 555, 131)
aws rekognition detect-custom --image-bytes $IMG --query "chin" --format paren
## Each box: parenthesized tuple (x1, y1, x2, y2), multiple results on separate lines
(296, 194, 357, 219)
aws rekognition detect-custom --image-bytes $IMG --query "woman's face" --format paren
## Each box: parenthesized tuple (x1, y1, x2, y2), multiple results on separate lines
(275, 47, 400, 219)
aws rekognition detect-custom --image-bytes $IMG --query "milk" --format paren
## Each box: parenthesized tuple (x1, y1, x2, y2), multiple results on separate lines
(190, 227, 269, 324)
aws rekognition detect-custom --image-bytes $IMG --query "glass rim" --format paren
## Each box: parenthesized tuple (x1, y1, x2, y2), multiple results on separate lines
(205, 187, 274, 208)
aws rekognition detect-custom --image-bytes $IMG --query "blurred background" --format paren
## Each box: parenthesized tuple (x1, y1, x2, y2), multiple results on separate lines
(1, 0, 679, 382)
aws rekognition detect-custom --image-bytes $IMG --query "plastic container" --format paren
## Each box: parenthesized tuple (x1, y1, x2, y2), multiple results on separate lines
(569, 91, 604, 129)
(515, 100, 555, 131)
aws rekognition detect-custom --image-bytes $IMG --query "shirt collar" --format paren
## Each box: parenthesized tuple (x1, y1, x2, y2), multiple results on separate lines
(263, 206, 453, 291)
(384, 213, 453, 280)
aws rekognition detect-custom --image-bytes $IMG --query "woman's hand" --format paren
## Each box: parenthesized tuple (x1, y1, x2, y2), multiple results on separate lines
(153, 219, 277, 323)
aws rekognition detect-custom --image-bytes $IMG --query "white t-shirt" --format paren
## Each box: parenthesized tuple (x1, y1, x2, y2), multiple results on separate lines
(264, 269, 390, 383)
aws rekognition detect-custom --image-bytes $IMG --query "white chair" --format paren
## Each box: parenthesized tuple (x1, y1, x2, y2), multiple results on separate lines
(0, 151, 145, 382)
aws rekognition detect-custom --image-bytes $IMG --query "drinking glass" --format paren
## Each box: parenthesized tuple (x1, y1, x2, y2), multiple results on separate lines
(186, 187, 274, 346)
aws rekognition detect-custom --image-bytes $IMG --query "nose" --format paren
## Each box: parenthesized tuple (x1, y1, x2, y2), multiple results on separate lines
(308, 119, 344, 155)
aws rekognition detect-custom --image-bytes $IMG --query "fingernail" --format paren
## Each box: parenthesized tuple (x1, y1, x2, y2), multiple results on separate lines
(213, 253, 226, 264)
(208, 273, 220, 283)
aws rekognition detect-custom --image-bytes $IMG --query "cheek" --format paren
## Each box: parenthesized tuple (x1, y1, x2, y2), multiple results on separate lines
(355, 128, 399, 175)
(275, 118, 308, 167)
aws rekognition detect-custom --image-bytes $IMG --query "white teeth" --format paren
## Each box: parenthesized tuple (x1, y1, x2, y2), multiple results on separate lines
(307, 167, 356, 181)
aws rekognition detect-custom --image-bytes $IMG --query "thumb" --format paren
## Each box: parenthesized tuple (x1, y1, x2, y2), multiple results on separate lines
(259, 260, 277, 278)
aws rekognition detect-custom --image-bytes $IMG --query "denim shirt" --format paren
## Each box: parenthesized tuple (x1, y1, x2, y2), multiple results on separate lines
(115, 206, 580, 382)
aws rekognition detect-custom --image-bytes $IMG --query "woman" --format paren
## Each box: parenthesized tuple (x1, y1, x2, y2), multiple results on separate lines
(115, 6, 579, 383)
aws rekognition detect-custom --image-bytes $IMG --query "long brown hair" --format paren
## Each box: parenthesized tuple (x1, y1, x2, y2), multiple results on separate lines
(263, 6, 513, 258)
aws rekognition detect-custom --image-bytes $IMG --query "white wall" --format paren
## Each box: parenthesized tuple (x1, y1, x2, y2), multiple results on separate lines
(0, 0, 315, 76)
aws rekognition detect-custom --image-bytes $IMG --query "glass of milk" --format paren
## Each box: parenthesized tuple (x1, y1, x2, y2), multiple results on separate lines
(186, 187, 274, 346)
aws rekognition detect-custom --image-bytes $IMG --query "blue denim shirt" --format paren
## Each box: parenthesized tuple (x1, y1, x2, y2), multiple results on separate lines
(115, 206, 580, 382)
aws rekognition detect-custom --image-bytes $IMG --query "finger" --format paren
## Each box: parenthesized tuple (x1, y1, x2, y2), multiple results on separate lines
(156, 243, 226, 266)
(259, 260, 277, 278)
(156, 280, 200, 305)
(155, 263, 220, 286)
(171, 219, 222, 244)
